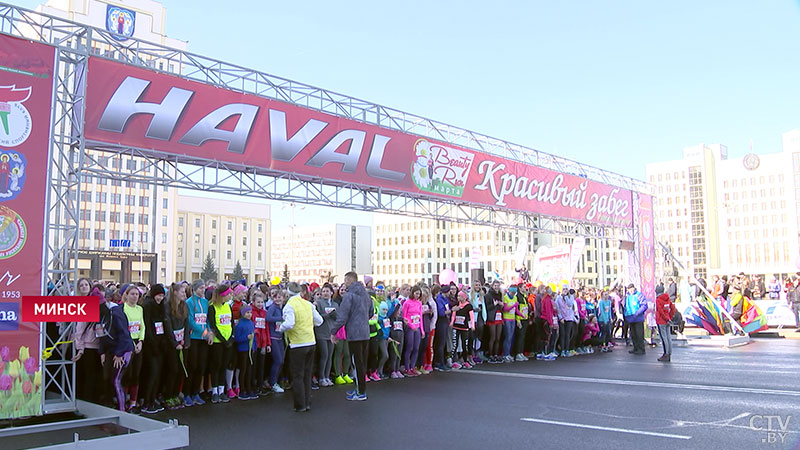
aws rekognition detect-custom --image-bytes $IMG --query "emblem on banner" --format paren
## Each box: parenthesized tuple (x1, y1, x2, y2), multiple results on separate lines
(106, 5, 136, 41)
(0, 205, 26, 259)
(0, 150, 26, 202)
(0, 86, 32, 147)
(411, 139, 474, 198)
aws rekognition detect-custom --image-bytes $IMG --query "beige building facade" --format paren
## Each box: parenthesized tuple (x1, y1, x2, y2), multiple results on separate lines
(172, 195, 271, 284)
(647, 130, 800, 280)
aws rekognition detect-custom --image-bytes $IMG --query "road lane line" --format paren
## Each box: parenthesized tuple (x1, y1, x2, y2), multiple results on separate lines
(459, 369, 800, 397)
(520, 418, 692, 440)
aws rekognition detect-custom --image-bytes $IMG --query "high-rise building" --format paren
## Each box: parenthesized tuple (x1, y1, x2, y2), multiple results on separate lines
(27, 0, 188, 284)
(271, 224, 372, 284)
(171, 195, 271, 284)
(647, 131, 800, 279)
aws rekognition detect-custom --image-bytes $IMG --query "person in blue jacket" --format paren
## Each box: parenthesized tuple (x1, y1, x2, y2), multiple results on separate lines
(184, 280, 210, 406)
(624, 283, 648, 355)
(233, 305, 257, 400)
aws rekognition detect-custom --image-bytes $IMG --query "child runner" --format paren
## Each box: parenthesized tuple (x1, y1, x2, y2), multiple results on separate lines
(314, 284, 336, 387)
(402, 285, 425, 377)
(185, 280, 209, 406)
(250, 291, 272, 395)
(450, 291, 475, 369)
(267, 289, 287, 393)
(233, 305, 257, 400)
(208, 284, 234, 403)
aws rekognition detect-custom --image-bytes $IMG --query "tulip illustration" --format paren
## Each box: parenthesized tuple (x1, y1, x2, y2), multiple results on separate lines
(18, 346, 29, 362)
(33, 370, 41, 387)
(0, 346, 9, 362)
(8, 360, 19, 378)
(0, 374, 11, 390)
(22, 380, 32, 394)
(23, 357, 37, 375)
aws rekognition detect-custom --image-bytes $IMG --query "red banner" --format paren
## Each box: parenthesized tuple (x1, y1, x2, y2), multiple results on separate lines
(0, 35, 54, 418)
(84, 57, 634, 227)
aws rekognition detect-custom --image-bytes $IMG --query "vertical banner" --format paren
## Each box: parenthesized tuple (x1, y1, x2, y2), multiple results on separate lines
(627, 194, 642, 290)
(637, 194, 656, 302)
(0, 35, 55, 418)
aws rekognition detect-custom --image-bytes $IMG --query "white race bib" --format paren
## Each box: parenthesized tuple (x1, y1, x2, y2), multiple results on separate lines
(173, 329, 184, 342)
(521, 306, 529, 316)
(455, 316, 465, 325)
(255, 317, 266, 329)
(94, 323, 107, 338)
(422, 305, 430, 313)
(383, 318, 391, 328)
(155, 322, 164, 335)
(410, 315, 420, 325)
(128, 321, 141, 335)
(494, 312, 503, 321)
(195, 313, 207, 325)
(219, 314, 232, 326)
(325, 307, 335, 314)
(393, 320, 404, 331)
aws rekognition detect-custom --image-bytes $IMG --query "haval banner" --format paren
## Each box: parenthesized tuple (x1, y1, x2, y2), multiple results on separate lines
(85, 57, 634, 227)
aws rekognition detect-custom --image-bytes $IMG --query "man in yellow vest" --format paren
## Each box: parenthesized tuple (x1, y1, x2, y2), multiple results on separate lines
(278, 282, 323, 412)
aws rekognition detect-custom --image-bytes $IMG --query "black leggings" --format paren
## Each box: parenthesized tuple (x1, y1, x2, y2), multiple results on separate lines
(236, 351, 252, 394)
(559, 321, 574, 352)
(348, 340, 368, 395)
(454, 329, 472, 361)
(185, 339, 208, 395)
(209, 342, 233, 388)
(254, 349, 267, 389)
(487, 322, 502, 357)
(164, 347, 182, 399)
(76, 348, 103, 404)
(142, 346, 164, 406)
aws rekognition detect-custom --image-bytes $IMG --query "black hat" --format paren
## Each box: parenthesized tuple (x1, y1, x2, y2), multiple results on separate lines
(149, 283, 166, 297)
(626, 283, 635, 290)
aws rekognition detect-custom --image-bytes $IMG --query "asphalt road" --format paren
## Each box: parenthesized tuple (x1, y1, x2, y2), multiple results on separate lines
(6, 338, 800, 449)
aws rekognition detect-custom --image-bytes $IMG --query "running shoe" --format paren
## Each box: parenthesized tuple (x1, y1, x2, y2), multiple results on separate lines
(192, 394, 205, 405)
(462, 362, 472, 369)
(238, 393, 252, 401)
(334, 375, 346, 385)
(543, 354, 556, 361)
(211, 393, 220, 404)
(345, 390, 358, 400)
(311, 381, 320, 390)
(220, 393, 230, 403)
(141, 403, 163, 414)
(369, 372, 381, 382)
(227, 388, 236, 399)
(451, 362, 462, 370)
(272, 383, 285, 394)
(343, 374, 354, 384)
(183, 395, 194, 407)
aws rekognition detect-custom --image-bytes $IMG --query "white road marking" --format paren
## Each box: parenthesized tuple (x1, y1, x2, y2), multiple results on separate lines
(520, 418, 693, 440)
(459, 369, 800, 397)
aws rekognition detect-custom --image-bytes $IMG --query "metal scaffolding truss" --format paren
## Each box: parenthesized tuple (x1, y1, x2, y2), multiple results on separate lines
(80, 143, 635, 242)
(0, 2, 645, 415)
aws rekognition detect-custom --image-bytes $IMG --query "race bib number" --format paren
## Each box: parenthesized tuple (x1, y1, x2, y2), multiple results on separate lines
(219, 314, 232, 326)
(455, 316, 465, 325)
(422, 305, 430, 313)
(383, 318, 391, 328)
(495, 312, 503, 321)
(173, 329, 184, 342)
(255, 317, 266, 329)
(195, 313, 207, 325)
(155, 322, 164, 335)
(94, 323, 107, 338)
(521, 306, 529, 316)
(325, 307, 335, 314)
(128, 321, 141, 335)
(410, 315, 421, 325)
(393, 320, 404, 331)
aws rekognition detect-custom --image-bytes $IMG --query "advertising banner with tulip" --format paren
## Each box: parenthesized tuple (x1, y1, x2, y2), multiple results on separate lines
(0, 35, 56, 418)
